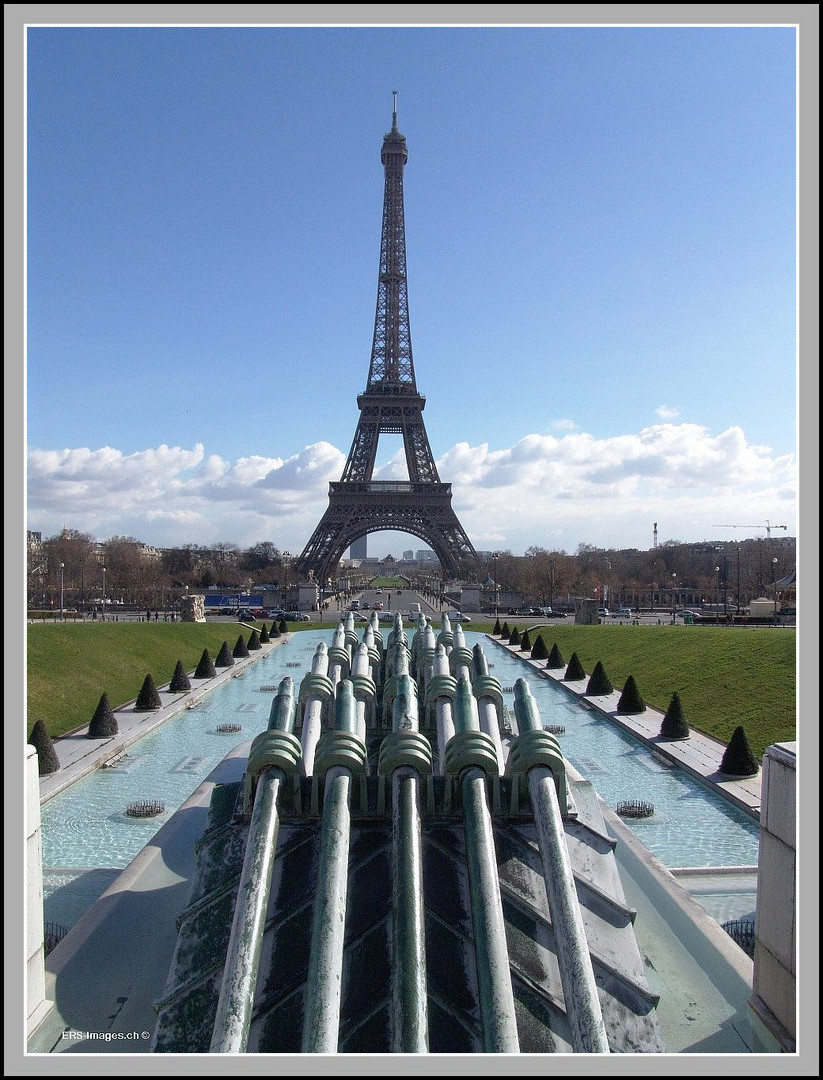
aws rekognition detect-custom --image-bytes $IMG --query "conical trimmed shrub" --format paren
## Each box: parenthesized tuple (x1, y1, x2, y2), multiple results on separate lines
(233, 634, 250, 659)
(519, 629, 532, 652)
(509, 626, 521, 646)
(271, 623, 282, 638)
(660, 692, 690, 739)
(531, 634, 548, 661)
(278, 619, 288, 634)
(215, 641, 235, 667)
(169, 660, 191, 692)
(135, 673, 162, 711)
(194, 649, 217, 679)
(493, 618, 502, 635)
(617, 674, 646, 714)
(248, 630, 262, 651)
(546, 643, 565, 670)
(564, 652, 586, 681)
(501, 622, 510, 638)
(720, 726, 759, 776)
(29, 718, 60, 774)
(88, 693, 118, 738)
(586, 660, 613, 696)
(259, 623, 270, 643)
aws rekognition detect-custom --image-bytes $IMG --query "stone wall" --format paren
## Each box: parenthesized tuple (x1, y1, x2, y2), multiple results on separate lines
(26, 746, 53, 1038)
(749, 741, 796, 1051)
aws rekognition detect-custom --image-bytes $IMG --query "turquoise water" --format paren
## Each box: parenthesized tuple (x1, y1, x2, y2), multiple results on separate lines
(485, 641, 760, 868)
(40, 630, 759, 875)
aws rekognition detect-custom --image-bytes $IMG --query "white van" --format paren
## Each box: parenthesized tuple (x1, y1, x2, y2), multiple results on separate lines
(408, 603, 422, 617)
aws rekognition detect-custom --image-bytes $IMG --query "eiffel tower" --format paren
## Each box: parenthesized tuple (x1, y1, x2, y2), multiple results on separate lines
(296, 97, 479, 584)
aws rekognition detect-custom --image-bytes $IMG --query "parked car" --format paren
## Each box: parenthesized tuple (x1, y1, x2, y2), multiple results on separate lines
(542, 609, 566, 619)
(373, 602, 383, 610)
(448, 611, 471, 623)
(598, 607, 610, 617)
(237, 609, 255, 622)
(285, 611, 311, 622)
(612, 608, 633, 619)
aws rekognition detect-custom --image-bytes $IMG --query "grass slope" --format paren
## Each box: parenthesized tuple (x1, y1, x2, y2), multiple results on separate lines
(27, 623, 253, 739)
(495, 624, 795, 758)
(26, 622, 795, 758)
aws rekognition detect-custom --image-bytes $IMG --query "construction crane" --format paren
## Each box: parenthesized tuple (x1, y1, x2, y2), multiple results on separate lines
(712, 521, 788, 538)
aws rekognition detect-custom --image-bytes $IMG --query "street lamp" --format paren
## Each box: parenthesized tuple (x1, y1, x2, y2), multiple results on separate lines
(102, 565, 107, 619)
(491, 553, 500, 617)
(282, 552, 291, 609)
(59, 563, 65, 621)
(714, 566, 721, 625)
(772, 557, 779, 625)
(670, 573, 677, 624)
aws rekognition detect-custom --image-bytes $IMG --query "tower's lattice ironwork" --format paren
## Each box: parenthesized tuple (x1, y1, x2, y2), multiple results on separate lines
(296, 99, 479, 584)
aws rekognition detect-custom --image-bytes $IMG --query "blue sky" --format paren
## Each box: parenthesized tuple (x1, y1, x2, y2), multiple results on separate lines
(25, 24, 797, 557)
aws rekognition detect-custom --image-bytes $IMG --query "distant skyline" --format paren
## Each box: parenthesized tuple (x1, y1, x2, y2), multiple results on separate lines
(25, 23, 798, 557)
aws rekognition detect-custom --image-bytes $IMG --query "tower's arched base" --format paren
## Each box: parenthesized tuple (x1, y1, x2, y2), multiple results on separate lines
(296, 481, 479, 583)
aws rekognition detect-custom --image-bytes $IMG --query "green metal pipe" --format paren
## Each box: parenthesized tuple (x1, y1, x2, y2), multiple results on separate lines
(300, 642, 332, 776)
(431, 644, 456, 767)
(461, 767, 520, 1053)
(300, 766, 352, 1054)
(389, 685, 428, 1052)
(301, 681, 361, 1053)
(513, 680, 609, 1053)
(452, 677, 520, 1052)
(210, 677, 296, 1053)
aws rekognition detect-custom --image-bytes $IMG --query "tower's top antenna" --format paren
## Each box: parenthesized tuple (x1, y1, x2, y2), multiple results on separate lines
(392, 90, 398, 131)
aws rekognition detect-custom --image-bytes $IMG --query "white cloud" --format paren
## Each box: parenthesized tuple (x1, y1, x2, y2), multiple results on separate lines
(655, 404, 680, 419)
(27, 423, 796, 554)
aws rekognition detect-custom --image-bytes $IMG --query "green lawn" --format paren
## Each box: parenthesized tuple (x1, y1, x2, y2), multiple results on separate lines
(26, 621, 795, 759)
(491, 623, 795, 759)
(27, 622, 272, 739)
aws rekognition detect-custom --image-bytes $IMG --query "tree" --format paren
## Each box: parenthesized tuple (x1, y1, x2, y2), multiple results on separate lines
(720, 726, 759, 776)
(660, 692, 690, 739)
(169, 660, 191, 693)
(586, 661, 613, 696)
(564, 652, 586, 681)
(41, 529, 100, 611)
(194, 649, 216, 679)
(135, 673, 162, 711)
(29, 718, 60, 774)
(215, 641, 235, 667)
(523, 547, 574, 609)
(88, 693, 118, 737)
(617, 675, 646, 714)
(240, 541, 281, 574)
(531, 634, 548, 660)
(546, 643, 565, 669)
